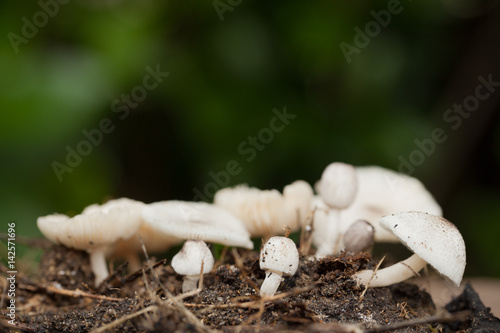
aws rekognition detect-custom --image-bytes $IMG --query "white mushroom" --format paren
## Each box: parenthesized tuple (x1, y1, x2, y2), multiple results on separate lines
(343, 220, 374, 252)
(37, 198, 143, 286)
(313, 162, 358, 258)
(214, 181, 313, 239)
(84, 198, 181, 271)
(259, 236, 299, 297)
(340, 166, 442, 243)
(141, 201, 253, 250)
(171, 240, 214, 293)
(352, 211, 466, 288)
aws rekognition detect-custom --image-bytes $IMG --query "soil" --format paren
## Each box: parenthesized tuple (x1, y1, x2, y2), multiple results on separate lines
(2, 244, 499, 333)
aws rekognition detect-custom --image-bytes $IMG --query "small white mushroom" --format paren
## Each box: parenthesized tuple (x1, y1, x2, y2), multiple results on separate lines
(37, 198, 143, 286)
(141, 201, 254, 250)
(214, 181, 314, 239)
(171, 240, 214, 293)
(343, 220, 375, 252)
(313, 162, 358, 258)
(352, 211, 466, 288)
(259, 236, 299, 297)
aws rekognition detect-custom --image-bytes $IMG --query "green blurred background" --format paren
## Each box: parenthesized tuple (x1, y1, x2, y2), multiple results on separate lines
(0, 1, 499, 277)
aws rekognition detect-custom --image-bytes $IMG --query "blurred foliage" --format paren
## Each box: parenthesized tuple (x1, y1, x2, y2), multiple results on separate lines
(0, 0, 499, 277)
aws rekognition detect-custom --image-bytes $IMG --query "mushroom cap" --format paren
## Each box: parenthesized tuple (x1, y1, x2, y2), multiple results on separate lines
(340, 166, 442, 242)
(37, 198, 143, 252)
(380, 211, 466, 286)
(214, 181, 313, 237)
(141, 201, 253, 250)
(317, 162, 358, 209)
(283, 180, 314, 228)
(260, 236, 299, 275)
(343, 219, 375, 252)
(171, 240, 214, 276)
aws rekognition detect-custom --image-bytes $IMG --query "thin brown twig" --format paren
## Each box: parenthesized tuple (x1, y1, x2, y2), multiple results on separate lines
(299, 207, 315, 256)
(231, 248, 260, 293)
(359, 255, 385, 301)
(184, 285, 314, 310)
(44, 285, 123, 301)
(367, 310, 471, 332)
(90, 305, 159, 333)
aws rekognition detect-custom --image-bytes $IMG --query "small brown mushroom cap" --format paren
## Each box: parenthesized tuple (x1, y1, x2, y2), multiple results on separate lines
(343, 219, 375, 252)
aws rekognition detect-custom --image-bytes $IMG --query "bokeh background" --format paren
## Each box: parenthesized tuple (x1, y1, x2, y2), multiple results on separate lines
(0, 0, 499, 278)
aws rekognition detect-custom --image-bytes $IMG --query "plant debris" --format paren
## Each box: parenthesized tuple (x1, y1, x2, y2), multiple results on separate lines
(1, 244, 498, 332)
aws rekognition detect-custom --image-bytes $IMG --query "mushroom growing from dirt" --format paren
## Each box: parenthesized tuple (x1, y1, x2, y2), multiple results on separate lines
(37, 198, 143, 286)
(352, 211, 466, 288)
(214, 180, 314, 239)
(343, 220, 374, 253)
(259, 236, 299, 297)
(313, 162, 358, 258)
(141, 200, 254, 250)
(171, 240, 215, 293)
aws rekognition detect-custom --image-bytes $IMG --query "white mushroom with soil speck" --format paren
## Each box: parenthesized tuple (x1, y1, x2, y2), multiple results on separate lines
(259, 236, 299, 297)
(37, 198, 143, 286)
(313, 162, 358, 258)
(171, 240, 214, 293)
(214, 180, 313, 239)
(141, 200, 253, 250)
(353, 211, 466, 288)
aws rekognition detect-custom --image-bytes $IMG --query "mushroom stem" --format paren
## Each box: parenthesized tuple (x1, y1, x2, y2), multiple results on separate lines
(260, 271, 283, 297)
(315, 209, 341, 258)
(353, 253, 428, 288)
(89, 249, 109, 286)
(182, 275, 200, 293)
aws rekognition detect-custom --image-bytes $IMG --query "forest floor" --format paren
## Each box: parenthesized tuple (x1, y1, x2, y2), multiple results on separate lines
(2, 243, 500, 333)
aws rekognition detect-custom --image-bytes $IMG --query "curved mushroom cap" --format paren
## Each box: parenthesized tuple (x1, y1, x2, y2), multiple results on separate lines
(86, 199, 182, 256)
(283, 180, 314, 227)
(260, 236, 299, 276)
(214, 181, 313, 237)
(142, 201, 253, 250)
(171, 240, 214, 276)
(340, 166, 442, 242)
(380, 211, 466, 286)
(317, 162, 358, 209)
(37, 198, 143, 252)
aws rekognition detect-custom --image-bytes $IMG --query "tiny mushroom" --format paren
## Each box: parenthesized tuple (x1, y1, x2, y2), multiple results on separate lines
(259, 236, 299, 297)
(141, 200, 254, 250)
(37, 198, 143, 286)
(313, 162, 358, 258)
(352, 211, 466, 288)
(343, 220, 375, 253)
(171, 240, 215, 293)
(214, 181, 313, 239)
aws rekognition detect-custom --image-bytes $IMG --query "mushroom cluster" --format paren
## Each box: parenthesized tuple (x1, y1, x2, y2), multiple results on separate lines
(36, 161, 467, 298)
